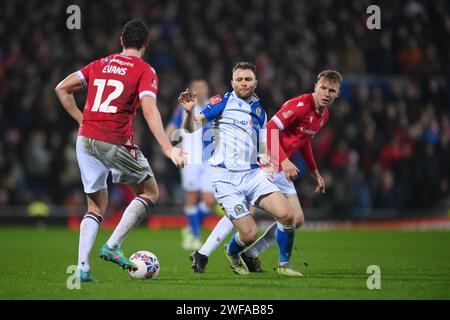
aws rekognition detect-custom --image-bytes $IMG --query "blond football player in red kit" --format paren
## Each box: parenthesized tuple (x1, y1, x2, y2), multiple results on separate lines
(240, 70, 342, 271)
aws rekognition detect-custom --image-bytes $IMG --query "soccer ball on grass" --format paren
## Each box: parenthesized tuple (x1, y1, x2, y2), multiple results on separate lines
(128, 251, 160, 280)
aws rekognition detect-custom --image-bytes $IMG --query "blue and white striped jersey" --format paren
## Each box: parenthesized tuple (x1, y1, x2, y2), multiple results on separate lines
(201, 91, 267, 171)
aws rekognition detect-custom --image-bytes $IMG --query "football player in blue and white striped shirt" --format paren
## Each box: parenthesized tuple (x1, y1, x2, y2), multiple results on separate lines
(178, 62, 302, 277)
(166, 80, 230, 250)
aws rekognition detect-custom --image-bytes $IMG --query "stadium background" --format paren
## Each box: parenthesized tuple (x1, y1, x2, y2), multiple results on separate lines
(0, 0, 449, 226)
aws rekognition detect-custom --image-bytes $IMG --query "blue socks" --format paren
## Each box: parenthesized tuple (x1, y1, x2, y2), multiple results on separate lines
(227, 232, 246, 255)
(185, 206, 201, 238)
(276, 222, 295, 264)
(197, 201, 211, 225)
(228, 223, 295, 261)
(185, 202, 212, 239)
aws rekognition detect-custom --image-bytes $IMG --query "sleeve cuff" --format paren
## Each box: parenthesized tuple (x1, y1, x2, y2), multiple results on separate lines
(139, 90, 157, 100)
(272, 115, 284, 130)
(200, 110, 211, 122)
(75, 71, 87, 89)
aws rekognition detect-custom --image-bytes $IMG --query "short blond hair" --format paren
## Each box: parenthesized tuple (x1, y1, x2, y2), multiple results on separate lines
(317, 70, 343, 85)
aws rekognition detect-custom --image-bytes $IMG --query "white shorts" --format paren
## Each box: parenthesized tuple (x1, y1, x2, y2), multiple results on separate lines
(76, 136, 153, 194)
(272, 172, 298, 196)
(212, 167, 280, 221)
(180, 164, 213, 193)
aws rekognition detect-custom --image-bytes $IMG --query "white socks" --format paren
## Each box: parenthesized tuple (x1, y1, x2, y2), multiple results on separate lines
(106, 196, 153, 249)
(244, 222, 277, 258)
(77, 212, 103, 272)
(198, 215, 235, 256)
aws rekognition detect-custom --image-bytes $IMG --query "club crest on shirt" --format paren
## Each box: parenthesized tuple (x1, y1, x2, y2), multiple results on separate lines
(255, 107, 261, 117)
(234, 204, 245, 215)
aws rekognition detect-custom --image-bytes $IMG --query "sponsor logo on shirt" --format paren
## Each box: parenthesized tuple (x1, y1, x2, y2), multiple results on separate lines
(209, 94, 222, 106)
(233, 119, 260, 128)
(300, 127, 317, 135)
(109, 58, 134, 67)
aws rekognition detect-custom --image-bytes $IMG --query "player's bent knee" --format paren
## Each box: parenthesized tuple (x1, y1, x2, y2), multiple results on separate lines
(87, 201, 107, 215)
(142, 189, 159, 204)
(87, 206, 106, 216)
(239, 228, 258, 244)
(277, 207, 292, 224)
(277, 210, 294, 226)
(136, 178, 159, 204)
(240, 233, 256, 245)
(295, 214, 305, 228)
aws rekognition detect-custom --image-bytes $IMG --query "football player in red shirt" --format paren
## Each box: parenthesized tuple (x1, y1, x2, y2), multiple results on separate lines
(240, 70, 342, 271)
(55, 20, 186, 282)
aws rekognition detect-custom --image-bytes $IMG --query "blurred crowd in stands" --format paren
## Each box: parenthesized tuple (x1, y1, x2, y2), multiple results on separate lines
(0, 0, 449, 218)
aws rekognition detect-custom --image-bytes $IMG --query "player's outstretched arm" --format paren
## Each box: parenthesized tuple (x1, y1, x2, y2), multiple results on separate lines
(141, 96, 186, 168)
(55, 73, 84, 125)
(177, 89, 206, 133)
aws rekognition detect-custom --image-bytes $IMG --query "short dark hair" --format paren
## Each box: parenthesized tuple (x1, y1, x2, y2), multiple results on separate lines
(317, 70, 343, 85)
(121, 20, 149, 50)
(232, 62, 256, 75)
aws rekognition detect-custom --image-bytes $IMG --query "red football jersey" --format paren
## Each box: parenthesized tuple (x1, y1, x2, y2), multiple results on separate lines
(76, 53, 158, 145)
(267, 93, 329, 172)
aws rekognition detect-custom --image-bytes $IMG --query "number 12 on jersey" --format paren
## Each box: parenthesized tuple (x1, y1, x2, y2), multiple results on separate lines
(91, 79, 124, 113)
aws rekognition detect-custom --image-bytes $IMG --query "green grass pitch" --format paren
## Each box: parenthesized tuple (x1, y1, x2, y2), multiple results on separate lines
(1, 227, 449, 299)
